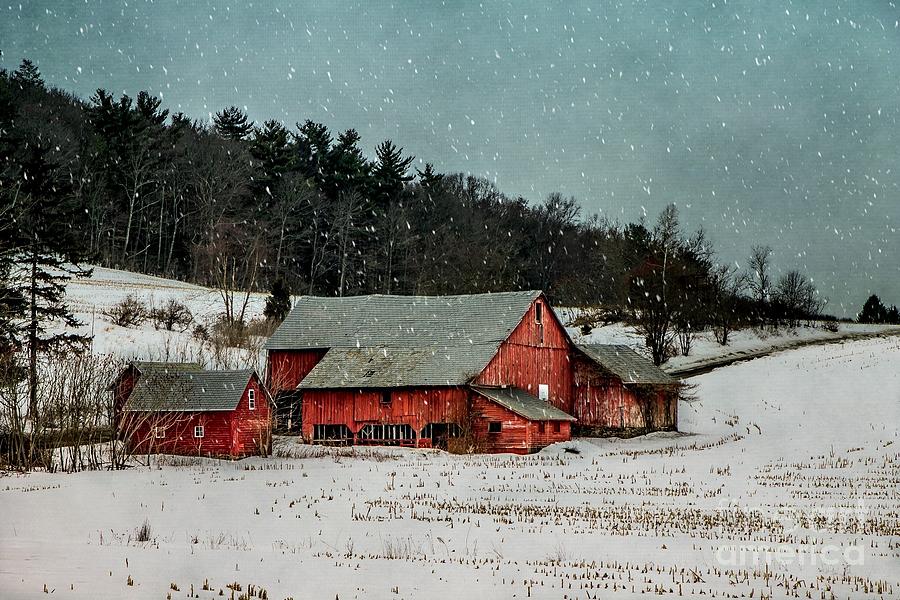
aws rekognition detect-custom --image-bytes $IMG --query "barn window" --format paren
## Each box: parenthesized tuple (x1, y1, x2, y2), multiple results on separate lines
(537, 422, 545, 434)
(538, 384, 549, 400)
(535, 302, 543, 324)
(381, 391, 391, 405)
(488, 421, 502, 433)
(552, 421, 561, 433)
(357, 423, 414, 446)
(194, 425, 204, 438)
(248, 388, 256, 410)
(154, 426, 166, 439)
(313, 424, 353, 446)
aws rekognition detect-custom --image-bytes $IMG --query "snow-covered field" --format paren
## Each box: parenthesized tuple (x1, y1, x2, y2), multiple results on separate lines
(2, 336, 898, 599)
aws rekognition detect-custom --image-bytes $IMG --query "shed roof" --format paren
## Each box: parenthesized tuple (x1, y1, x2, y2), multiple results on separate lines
(471, 386, 576, 422)
(124, 368, 255, 412)
(299, 345, 495, 389)
(576, 344, 678, 385)
(265, 291, 542, 351)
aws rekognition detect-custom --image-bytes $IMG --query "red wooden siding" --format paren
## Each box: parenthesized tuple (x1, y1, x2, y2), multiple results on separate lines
(302, 387, 569, 454)
(573, 356, 676, 430)
(119, 373, 271, 459)
(475, 297, 574, 413)
(302, 387, 469, 442)
(229, 374, 272, 456)
(123, 411, 234, 457)
(267, 349, 328, 393)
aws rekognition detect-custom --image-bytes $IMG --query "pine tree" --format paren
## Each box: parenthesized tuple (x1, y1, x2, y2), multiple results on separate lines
(263, 278, 292, 323)
(858, 294, 888, 324)
(213, 105, 253, 141)
(11, 59, 44, 89)
(12, 144, 93, 418)
(250, 120, 292, 194)
(371, 140, 413, 206)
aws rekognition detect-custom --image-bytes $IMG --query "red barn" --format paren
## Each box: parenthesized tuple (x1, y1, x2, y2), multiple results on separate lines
(112, 362, 272, 458)
(265, 291, 679, 453)
(266, 291, 576, 454)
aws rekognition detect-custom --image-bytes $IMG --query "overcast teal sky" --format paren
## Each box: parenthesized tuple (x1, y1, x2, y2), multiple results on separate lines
(2, 1, 898, 314)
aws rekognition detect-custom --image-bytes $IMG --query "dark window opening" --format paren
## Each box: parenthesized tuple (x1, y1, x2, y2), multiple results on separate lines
(488, 421, 502, 433)
(535, 302, 543, 324)
(421, 422, 461, 450)
(312, 424, 353, 446)
(357, 423, 415, 446)
(381, 391, 391, 405)
(537, 422, 545, 434)
(552, 421, 561, 433)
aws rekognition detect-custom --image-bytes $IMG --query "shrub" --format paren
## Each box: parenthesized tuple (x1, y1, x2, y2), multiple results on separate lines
(135, 519, 152, 543)
(150, 299, 193, 331)
(102, 294, 149, 327)
(192, 323, 209, 342)
(263, 278, 292, 323)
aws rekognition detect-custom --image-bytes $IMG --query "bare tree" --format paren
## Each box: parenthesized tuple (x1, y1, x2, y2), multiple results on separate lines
(748, 245, 772, 327)
(709, 264, 749, 345)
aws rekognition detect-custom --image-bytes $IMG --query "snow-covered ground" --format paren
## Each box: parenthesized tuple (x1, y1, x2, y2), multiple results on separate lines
(567, 318, 900, 373)
(61, 266, 269, 368)
(2, 336, 898, 599)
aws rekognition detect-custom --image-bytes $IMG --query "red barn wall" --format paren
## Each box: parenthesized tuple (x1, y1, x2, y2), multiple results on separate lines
(302, 387, 469, 441)
(302, 387, 572, 454)
(124, 411, 234, 457)
(267, 349, 328, 393)
(573, 356, 677, 430)
(229, 374, 272, 456)
(111, 366, 140, 433)
(475, 297, 574, 414)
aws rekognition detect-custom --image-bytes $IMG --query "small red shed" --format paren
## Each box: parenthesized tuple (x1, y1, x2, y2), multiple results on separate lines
(114, 362, 271, 458)
(573, 344, 679, 433)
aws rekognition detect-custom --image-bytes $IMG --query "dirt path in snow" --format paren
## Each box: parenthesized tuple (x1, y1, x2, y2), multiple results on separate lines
(665, 326, 900, 378)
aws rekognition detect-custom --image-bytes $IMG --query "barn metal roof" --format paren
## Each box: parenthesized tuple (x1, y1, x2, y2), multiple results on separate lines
(265, 291, 542, 351)
(124, 368, 255, 412)
(576, 344, 678, 385)
(298, 345, 497, 388)
(471, 386, 576, 422)
(131, 361, 203, 374)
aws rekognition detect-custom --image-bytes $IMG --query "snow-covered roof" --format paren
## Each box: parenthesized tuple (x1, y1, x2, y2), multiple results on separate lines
(298, 345, 497, 389)
(124, 367, 255, 412)
(265, 291, 542, 351)
(576, 344, 678, 385)
(471, 386, 576, 422)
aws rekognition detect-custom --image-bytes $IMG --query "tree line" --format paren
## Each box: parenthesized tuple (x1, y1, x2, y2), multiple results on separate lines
(1, 58, 836, 370)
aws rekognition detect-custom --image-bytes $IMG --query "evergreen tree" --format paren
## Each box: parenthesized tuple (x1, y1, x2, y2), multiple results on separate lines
(250, 120, 292, 195)
(263, 277, 292, 323)
(11, 144, 92, 418)
(213, 105, 253, 141)
(295, 120, 333, 184)
(858, 294, 888, 323)
(371, 140, 413, 206)
(11, 59, 44, 89)
(136, 90, 169, 126)
(416, 163, 444, 189)
(325, 128, 369, 199)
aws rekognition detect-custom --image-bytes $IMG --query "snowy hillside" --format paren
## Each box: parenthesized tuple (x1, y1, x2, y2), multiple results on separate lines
(1, 336, 897, 598)
(60, 266, 269, 368)
(62, 266, 900, 376)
